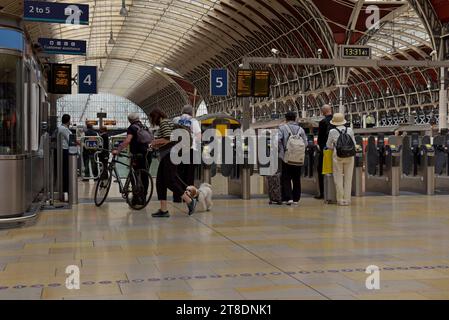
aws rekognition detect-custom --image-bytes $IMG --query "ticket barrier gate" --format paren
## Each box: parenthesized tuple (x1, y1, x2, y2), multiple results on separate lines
(301, 135, 320, 196)
(365, 134, 401, 196)
(399, 134, 435, 195)
(227, 136, 253, 199)
(80, 136, 103, 180)
(352, 136, 364, 197)
(433, 134, 449, 193)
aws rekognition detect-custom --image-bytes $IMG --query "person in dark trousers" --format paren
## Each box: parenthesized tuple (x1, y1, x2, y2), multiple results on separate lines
(99, 126, 109, 180)
(57, 114, 72, 201)
(149, 108, 197, 218)
(278, 111, 308, 205)
(316, 104, 333, 199)
(172, 105, 202, 203)
(113, 113, 150, 206)
(82, 123, 99, 180)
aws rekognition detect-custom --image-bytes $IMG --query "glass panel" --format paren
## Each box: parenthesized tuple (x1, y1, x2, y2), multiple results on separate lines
(0, 53, 22, 155)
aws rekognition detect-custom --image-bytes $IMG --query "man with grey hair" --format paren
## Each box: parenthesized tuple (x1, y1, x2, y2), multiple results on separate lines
(172, 104, 202, 202)
(316, 104, 334, 199)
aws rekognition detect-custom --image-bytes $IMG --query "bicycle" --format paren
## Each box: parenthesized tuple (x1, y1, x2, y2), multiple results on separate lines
(94, 150, 154, 210)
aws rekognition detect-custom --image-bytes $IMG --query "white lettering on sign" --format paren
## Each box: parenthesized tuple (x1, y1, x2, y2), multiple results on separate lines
(65, 265, 80, 290)
(65, 5, 83, 25)
(365, 265, 380, 290)
(366, 5, 380, 31)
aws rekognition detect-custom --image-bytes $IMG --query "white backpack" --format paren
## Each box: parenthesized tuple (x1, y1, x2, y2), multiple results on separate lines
(283, 124, 306, 166)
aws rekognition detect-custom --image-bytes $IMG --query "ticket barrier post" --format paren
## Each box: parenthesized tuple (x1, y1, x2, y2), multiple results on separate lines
(228, 137, 252, 199)
(365, 134, 401, 196)
(399, 134, 435, 195)
(352, 139, 364, 197)
(68, 134, 78, 205)
(80, 136, 103, 180)
(434, 134, 449, 192)
(301, 135, 320, 196)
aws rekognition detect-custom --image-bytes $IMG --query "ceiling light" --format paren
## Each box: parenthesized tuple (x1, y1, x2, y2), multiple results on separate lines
(120, 0, 128, 16)
(108, 30, 115, 45)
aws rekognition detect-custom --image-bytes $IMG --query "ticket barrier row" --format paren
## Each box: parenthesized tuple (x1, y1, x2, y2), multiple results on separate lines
(364, 133, 436, 196)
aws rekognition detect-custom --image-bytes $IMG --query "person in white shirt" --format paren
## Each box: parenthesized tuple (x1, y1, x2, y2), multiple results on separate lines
(326, 113, 356, 206)
(172, 105, 202, 203)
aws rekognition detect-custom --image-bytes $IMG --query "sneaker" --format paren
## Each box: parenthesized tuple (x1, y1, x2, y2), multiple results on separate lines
(282, 201, 291, 206)
(152, 210, 170, 218)
(293, 202, 299, 206)
(187, 198, 197, 216)
(287, 200, 294, 205)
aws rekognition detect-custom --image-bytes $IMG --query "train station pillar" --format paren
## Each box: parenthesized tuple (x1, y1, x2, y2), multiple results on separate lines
(439, 67, 448, 131)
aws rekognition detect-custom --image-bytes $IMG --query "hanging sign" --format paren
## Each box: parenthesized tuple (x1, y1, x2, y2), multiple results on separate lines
(24, 1, 89, 25)
(38, 38, 86, 55)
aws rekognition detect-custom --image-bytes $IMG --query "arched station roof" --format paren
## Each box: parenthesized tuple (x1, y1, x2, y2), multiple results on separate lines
(1, 0, 448, 120)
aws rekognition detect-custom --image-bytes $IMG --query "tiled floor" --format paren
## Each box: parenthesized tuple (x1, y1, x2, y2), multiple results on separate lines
(1, 180, 449, 299)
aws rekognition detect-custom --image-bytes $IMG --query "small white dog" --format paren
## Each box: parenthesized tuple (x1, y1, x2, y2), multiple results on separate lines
(185, 183, 213, 212)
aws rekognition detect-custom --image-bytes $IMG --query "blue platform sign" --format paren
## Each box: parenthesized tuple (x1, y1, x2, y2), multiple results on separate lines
(78, 66, 97, 94)
(210, 69, 228, 96)
(38, 38, 86, 56)
(24, 1, 89, 25)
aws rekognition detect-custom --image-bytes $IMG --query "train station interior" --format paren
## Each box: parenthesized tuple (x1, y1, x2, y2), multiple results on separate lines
(1, 0, 449, 301)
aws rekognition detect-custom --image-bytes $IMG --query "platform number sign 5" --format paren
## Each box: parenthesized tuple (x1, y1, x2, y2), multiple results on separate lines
(210, 69, 228, 96)
(78, 66, 97, 94)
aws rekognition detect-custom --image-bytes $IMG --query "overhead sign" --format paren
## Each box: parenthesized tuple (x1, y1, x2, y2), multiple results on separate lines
(236, 70, 271, 98)
(236, 70, 253, 97)
(78, 66, 97, 94)
(103, 120, 117, 126)
(24, 1, 89, 25)
(48, 64, 72, 94)
(341, 45, 371, 59)
(97, 113, 107, 118)
(86, 120, 98, 126)
(210, 69, 228, 96)
(253, 70, 270, 97)
(0, 29, 24, 52)
(38, 38, 86, 55)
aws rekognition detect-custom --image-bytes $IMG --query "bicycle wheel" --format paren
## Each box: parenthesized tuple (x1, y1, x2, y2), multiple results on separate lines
(125, 169, 153, 211)
(94, 168, 112, 207)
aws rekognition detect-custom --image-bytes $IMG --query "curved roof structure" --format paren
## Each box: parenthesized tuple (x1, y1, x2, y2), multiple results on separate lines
(1, 0, 448, 122)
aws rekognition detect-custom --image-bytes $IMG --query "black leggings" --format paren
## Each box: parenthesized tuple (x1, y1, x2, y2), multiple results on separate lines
(156, 154, 185, 201)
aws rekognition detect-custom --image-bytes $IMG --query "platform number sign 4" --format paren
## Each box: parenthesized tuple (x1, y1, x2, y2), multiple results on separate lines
(210, 69, 228, 96)
(78, 66, 97, 94)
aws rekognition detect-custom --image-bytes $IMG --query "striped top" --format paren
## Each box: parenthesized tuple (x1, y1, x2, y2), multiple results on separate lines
(156, 119, 174, 139)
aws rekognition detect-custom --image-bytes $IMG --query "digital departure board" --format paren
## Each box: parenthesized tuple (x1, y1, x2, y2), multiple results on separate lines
(253, 70, 270, 97)
(86, 120, 98, 126)
(103, 120, 117, 126)
(341, 45, 371, 59)
(48, 63, 72, 94)
(236, 70, 253, 97)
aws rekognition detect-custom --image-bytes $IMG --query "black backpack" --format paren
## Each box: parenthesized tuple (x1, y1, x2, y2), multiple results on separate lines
(335, 127, 356, 158)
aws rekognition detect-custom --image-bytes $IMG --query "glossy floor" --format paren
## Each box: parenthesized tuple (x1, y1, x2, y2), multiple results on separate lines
(1, 181, 449, 299)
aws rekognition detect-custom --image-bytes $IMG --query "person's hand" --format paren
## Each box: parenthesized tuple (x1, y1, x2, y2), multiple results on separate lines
(112, 149, 119, 156)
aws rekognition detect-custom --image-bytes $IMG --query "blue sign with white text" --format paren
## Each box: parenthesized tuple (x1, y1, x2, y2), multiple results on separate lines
(24, 1, 89, 25)
(38, 38, 86, 55)
(78, 66, 97, 94)
(210, 69, 228, 96)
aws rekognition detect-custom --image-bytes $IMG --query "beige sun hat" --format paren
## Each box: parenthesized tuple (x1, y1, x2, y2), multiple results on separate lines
(330, 113, 347, 126)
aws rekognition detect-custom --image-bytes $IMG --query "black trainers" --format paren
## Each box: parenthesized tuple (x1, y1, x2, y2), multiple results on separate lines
(187, 199, 197, 216)
(152, 210, 170, 218)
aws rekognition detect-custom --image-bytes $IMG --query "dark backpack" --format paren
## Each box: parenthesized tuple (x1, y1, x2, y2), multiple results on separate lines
(335, 127, 356, 158)
(133, 123, 153, 145)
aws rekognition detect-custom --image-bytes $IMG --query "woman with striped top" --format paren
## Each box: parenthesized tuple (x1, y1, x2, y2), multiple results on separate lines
(149, 108, 197, 218)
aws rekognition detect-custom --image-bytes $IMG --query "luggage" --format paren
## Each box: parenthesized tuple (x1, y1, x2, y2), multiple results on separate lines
(323, 174, 337, 204)
(266, 173, 282, 205)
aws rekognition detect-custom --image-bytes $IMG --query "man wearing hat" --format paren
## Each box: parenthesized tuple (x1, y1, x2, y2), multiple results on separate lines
(326, 113, 356, 206)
